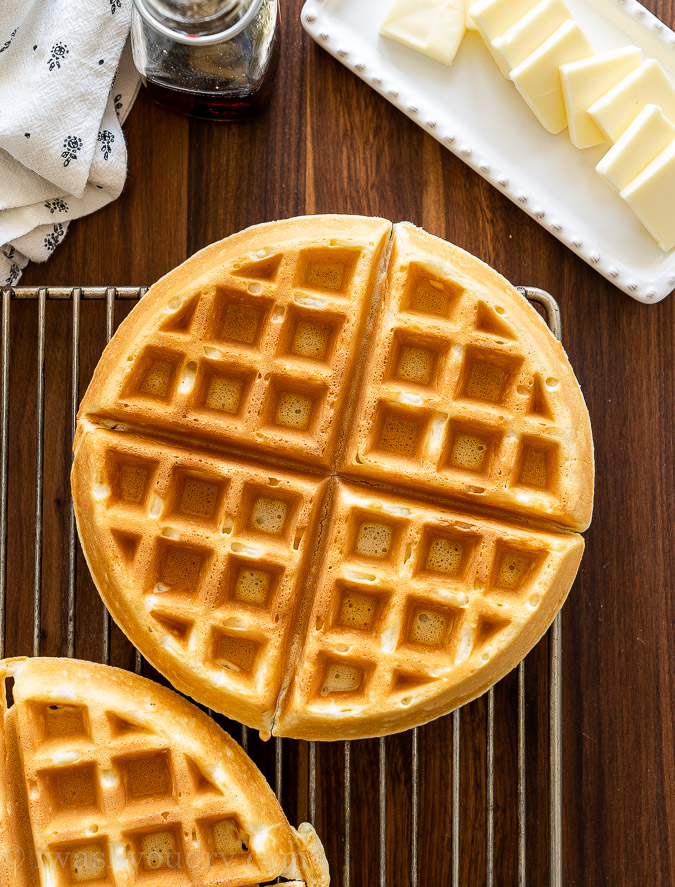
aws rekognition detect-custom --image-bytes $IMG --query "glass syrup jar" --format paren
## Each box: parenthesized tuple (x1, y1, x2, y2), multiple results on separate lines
(131, 0, 280, 120)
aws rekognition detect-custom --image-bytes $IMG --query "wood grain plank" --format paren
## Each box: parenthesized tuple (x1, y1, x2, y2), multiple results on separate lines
(7, 1, 675, 884)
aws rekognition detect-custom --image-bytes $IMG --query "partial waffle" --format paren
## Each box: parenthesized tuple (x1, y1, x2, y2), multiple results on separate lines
(275, 481, 582, 739)
(73, 427, 329, 735)
(0, 657, 328, 887)
(72, 215, 594, 741)
(77, 216, 392, 470)
(341, 223, 593, 530)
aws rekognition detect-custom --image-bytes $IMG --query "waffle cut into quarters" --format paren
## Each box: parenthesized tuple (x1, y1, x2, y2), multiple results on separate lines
(0, 657, 328, 887)
(71, 215, 594, 742)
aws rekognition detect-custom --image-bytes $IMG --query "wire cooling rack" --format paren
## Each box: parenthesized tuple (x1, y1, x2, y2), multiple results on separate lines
(0, 284, 564, 887)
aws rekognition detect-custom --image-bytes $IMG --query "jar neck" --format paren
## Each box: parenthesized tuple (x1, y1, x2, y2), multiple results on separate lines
(134, 0, 265, 44)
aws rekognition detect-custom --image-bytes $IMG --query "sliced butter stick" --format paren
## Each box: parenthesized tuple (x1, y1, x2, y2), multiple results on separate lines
(560, 46, 642, 149)
(465, 0, 478, 29)
(470, 0, 539, 42)
(380, 0, 467, 66)
(597, 104, 675, 192)
(510, 20, 594, 134)
(620, 139, 675, 251)
(490, 0, 571, 77)
(588, 59, 675, 143)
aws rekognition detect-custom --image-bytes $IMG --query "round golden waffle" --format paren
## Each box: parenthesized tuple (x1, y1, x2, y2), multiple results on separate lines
(72, 216, 593, 741)
(0, 657, 328, 886)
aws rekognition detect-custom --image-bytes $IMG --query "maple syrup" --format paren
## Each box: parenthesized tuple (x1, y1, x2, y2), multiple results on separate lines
(132, 0, 279, 121)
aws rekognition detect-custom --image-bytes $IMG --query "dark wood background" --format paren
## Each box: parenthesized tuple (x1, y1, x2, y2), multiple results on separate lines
(10, 1, 674, 884)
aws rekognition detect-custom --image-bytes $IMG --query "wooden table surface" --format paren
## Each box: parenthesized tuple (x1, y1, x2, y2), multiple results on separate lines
(14, 1, 674, 884)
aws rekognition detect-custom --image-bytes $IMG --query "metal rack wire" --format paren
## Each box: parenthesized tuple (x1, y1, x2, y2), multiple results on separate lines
(0, 284, 563, 887)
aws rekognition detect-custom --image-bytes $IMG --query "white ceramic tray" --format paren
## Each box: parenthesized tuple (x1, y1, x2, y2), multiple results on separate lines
(301, 0, 675, 303)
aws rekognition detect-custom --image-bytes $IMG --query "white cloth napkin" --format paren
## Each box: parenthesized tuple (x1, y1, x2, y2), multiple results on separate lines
(0, 0, 141, 285)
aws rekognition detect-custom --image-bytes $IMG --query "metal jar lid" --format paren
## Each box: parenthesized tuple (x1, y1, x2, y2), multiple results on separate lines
(133, 0, 266, 45)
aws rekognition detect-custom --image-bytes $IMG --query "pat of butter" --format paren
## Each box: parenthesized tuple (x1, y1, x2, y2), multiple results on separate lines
(470, 0, 539, 43)
(510, 20, 594, 134)
(597, 105, 675, 192)
(588, 59, 675, 143)
(560, 46, 642, 148)
(380, 0, 467, 66)
(491, 0, 571, 77)
(621, 140, 675, 251)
